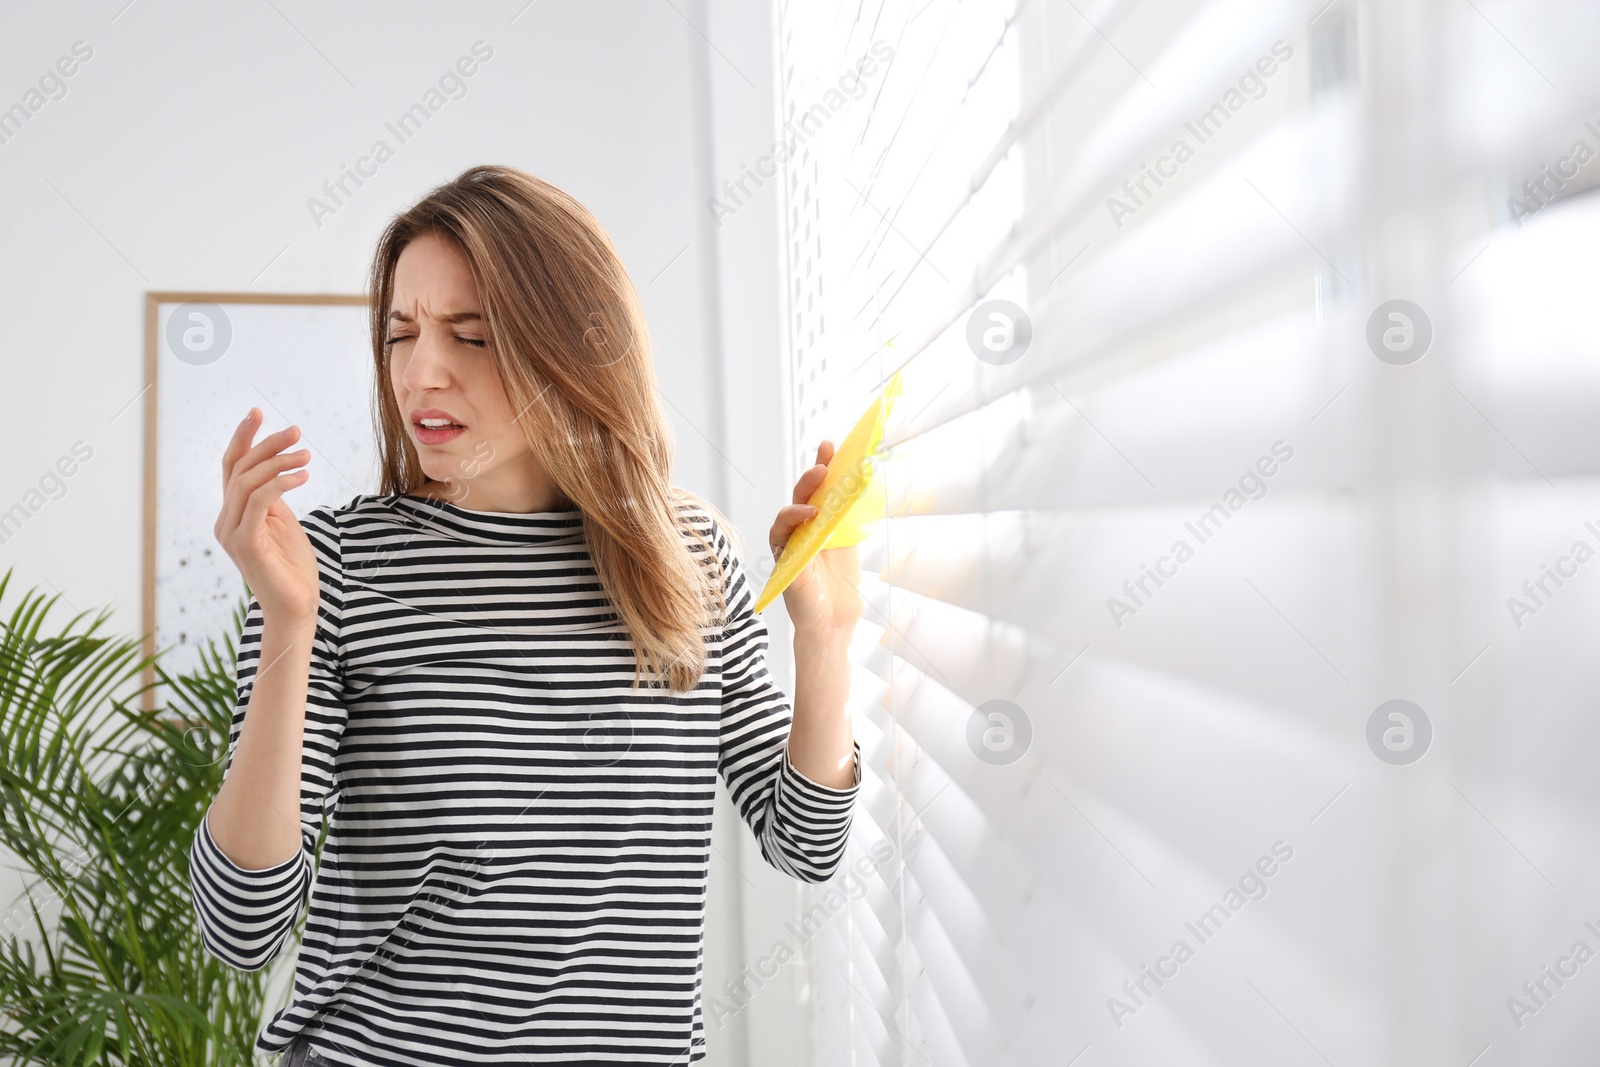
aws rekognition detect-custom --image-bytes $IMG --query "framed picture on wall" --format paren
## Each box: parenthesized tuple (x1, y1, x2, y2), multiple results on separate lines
(141, 292, 376, 706)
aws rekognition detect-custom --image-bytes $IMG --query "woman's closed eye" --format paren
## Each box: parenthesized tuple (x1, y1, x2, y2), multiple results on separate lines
(382, 335, 488, 348)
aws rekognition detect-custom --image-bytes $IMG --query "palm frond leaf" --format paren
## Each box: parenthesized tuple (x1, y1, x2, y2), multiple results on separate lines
(0, 569, 276, 1066)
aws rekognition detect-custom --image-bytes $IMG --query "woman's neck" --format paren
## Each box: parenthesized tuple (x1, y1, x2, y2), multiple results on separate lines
(412, 474, 569, 514)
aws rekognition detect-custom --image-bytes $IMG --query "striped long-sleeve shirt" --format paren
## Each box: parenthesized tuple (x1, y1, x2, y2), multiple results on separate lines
(187, 492, 861, 1065)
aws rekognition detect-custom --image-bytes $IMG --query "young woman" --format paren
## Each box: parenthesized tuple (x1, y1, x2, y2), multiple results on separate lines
(189, 165, 863, 1066)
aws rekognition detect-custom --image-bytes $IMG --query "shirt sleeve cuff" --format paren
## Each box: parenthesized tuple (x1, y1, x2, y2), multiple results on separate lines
(194, 808, 304, 881)
(781, 738, 863, 798)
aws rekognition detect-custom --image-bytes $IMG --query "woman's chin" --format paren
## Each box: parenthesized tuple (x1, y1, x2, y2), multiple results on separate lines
(416, 468, 461, 494)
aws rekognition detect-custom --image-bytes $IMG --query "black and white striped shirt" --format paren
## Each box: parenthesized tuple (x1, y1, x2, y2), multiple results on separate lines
(187, 493, 861, 1065)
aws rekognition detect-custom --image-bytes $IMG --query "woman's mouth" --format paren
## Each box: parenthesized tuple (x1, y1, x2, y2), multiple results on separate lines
(411, 410, 467, 445)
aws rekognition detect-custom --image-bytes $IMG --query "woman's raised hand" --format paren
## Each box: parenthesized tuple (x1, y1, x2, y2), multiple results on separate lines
(772, 438, 865, 637)
(214, 408, 319, 627)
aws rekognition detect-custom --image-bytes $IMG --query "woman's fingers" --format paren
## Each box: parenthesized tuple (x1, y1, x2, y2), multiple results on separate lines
(220, 408, 260, 488)
(228, 424, 303, 490)
(229, 448, 310, 517)
(790, 439, 837, 505)
(238, 468, 310, 535)
(219, 448, 311, 536)
(770, 440, 839, 558)
(793, 461, 829, 506)
(220, 409, 298, 500)
(219, 423, 305, 531)
(770, 502, 820, 556)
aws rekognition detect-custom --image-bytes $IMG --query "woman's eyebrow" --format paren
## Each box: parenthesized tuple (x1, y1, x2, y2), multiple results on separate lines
(387, 310, 483, 324)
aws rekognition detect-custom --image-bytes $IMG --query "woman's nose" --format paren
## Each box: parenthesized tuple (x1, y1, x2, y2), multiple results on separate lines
(399, 332, 452, 391)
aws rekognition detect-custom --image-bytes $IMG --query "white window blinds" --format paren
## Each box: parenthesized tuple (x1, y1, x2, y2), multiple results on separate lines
(775, 0, 1600, 1062)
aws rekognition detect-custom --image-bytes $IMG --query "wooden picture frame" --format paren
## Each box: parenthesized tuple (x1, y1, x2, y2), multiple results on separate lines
(140, 292, 373, 709)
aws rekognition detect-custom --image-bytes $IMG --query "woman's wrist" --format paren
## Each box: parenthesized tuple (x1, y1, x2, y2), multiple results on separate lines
(793, 617, 857, 643)
(793, 623, 854, 654)
(260, 609, 319, 643)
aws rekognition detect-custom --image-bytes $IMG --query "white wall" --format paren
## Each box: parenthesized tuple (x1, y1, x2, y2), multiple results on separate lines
(0, 2, 797, 1062)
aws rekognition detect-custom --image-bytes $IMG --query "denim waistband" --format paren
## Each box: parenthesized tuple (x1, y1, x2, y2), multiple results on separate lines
(284, 1035, 333, 1066)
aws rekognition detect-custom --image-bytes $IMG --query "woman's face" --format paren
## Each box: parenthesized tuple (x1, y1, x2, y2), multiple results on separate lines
(386, 231, 558, 512)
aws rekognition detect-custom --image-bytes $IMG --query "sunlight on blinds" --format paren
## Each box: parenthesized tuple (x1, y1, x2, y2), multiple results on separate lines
(774, 0, 1600, 1064)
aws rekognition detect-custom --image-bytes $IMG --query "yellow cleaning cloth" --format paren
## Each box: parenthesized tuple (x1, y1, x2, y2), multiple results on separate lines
(753, 370, 904, 613)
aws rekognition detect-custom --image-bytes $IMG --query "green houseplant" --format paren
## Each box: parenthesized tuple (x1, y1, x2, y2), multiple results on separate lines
(0, 570, 279, 1065)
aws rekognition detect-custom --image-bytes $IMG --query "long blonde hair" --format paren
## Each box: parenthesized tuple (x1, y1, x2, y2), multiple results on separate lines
(367, 164, 729, 693)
